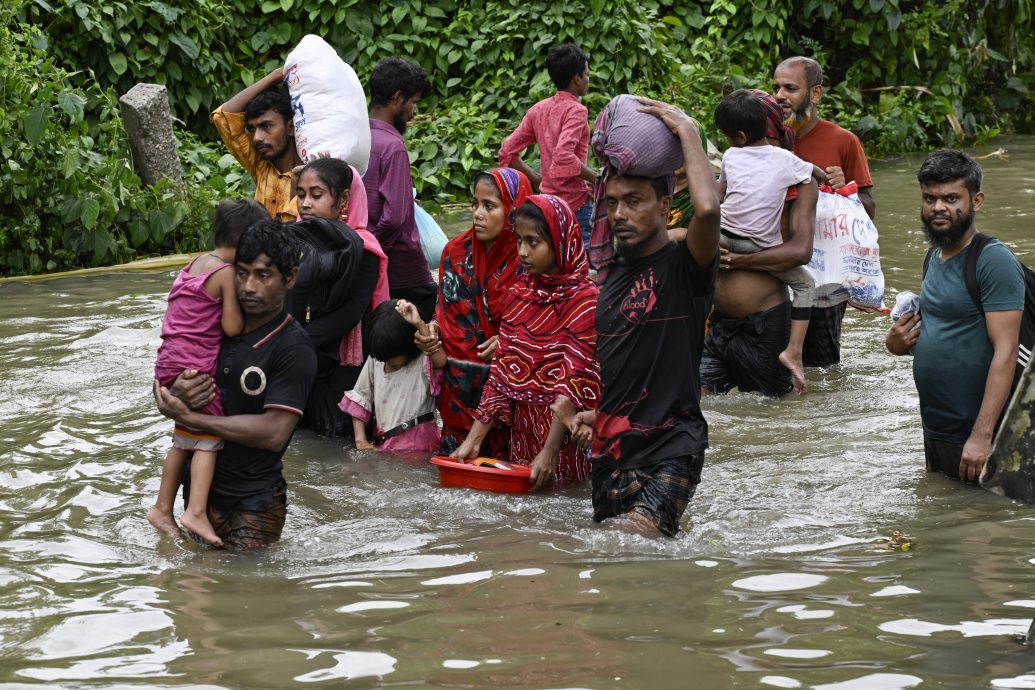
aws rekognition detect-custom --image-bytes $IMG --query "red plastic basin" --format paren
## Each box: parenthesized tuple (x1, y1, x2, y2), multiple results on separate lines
(430, 456, 533, 494)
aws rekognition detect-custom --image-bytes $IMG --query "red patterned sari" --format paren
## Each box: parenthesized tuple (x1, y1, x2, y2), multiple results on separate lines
(435, 168, 532, 456)
(475, 194, 600, 482)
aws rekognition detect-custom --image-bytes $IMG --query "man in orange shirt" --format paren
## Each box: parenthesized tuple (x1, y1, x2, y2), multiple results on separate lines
(772, 56, 876, 366)
(211, 68, 303, 222)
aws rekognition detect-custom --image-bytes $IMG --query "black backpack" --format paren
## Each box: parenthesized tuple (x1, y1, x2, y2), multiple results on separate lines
(922, 232, 1035, 394)
(287, 218, 364, 325)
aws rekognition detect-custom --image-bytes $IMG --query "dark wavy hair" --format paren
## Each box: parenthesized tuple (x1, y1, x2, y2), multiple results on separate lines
(235, 220, 298, 281)
(714, 88, 767, 143)
(213, 199, 269, 248)
(366, 299, 421, 363)
(369, 57, 431, 107)
(917, 149, 983, 196)
(244, 87, 293, 125)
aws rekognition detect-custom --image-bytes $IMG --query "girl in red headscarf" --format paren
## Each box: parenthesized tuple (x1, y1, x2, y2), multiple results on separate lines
(434, 168, 532, 457)
(452, 194, 600, 487)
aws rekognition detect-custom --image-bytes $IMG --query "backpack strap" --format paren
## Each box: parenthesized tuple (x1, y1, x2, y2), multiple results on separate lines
(922, 246, 935, 280)
(963, 232, 995, 313)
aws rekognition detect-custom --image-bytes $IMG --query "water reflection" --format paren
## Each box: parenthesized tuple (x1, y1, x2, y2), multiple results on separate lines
(3, 139, 1035, 687)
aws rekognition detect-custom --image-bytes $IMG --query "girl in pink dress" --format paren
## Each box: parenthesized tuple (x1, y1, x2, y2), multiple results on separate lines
(148, 199, 267, 547)
(340, 299, 446, 453)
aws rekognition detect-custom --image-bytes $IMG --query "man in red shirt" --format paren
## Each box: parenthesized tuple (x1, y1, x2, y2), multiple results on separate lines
(772, 56, 876, 366)
(498, 44, 597, 246)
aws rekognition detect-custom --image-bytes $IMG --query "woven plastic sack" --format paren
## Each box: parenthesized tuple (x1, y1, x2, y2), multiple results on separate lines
(284, 35, 370, 174)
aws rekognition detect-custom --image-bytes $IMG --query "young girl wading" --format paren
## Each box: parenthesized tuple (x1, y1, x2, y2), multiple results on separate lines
(452, 194, 599, 488)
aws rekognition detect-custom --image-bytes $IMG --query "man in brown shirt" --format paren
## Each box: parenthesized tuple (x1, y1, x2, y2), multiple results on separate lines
(211, 68, 302, 222)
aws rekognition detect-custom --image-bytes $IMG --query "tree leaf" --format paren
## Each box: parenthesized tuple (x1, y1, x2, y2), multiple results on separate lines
(169, 33, 199, 60)
(81, 197, 101, 230)
(23, 105, 48, 147)
(57, 91, 86, 121)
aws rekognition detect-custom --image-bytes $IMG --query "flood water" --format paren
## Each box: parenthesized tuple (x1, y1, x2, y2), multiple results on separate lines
(3, 139, 1035, 689)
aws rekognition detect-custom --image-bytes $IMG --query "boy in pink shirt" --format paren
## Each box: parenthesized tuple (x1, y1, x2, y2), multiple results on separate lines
(498, 43, 596, 246)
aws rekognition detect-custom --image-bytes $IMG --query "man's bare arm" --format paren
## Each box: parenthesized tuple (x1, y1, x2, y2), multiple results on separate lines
(857, 186, 876, 220)
(222, 68, 285, 114)
(508, 157, 542, 190)
(725, 181, 817, 272)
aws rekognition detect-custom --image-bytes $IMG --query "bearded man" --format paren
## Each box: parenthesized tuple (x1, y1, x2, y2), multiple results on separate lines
(886, 149, 1022, 482)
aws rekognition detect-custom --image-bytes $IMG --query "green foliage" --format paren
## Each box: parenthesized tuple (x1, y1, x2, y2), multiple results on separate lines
(0, 6, 225, 276)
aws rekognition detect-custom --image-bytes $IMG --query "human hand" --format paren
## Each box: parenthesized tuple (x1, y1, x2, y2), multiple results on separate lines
(719, 247, 744, 271)
(529, 450, 557, 490)
(451, 436, 479, 460)
(415, 321, 442, 355)
(154, 380, 191, 423)
(885, 312, 920, 355)
(636, 97, 700, 141)
(477, 335, 499, 362)
(960, 433, 992, 483)
(355, 438, 376, 450)
(570, 409, 595, 449)
(824, 166, 846, 190)
(812, 165, 829, 186)
(164, 370, 215, 410)
(396, 299, 422, 327)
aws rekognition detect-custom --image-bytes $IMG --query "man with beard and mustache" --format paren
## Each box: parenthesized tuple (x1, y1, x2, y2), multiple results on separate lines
(766, 56, 876, 368)
(212, 68, 303, 222)
(887, 150, 1022, 482)
(363, 57, 437, 319)
(575, 98, 720, 536)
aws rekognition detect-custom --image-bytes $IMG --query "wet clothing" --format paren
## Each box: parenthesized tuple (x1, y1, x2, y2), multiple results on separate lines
(364, 119, 436, 292)
(700, 301, 793, 398)
(201, 485, 287, 551)
(436, 168, 531, 456)
(498, 90, 591, 212)
(793, 118, 873, 365)
(475, 194, 598, 481)
(591, 454, 704, 537)
(923, 435, 966, 481)
(593, 241, 717, 470)
(184, 310, 316, 517)
(155, 257, 232, 448)
(210, 107, 296, 221)
(914, 239, 1024, 444)
(340, 354, 442, 453)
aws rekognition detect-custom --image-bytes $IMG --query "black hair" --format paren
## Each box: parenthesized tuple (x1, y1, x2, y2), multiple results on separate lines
(244, 88, 293, 125)
(213, 199, 269, 248)
(366, 299, 421, 362)
(472, 171, 497, 193)
(235, 219, 298, 280)
(714, 89, 767, 143)
(778, 56, 824, 88)
(297, 158, 353, 202)
(917, 149, 983, 196)
(369, 57, 431, 107)
(546, 43, 589, 90)
(514, 201, 554, 250)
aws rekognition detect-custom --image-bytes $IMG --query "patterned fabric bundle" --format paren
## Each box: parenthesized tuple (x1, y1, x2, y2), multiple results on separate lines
(752, 89, 795, 151)
(476, 194, 599, 481)
(589, 94, 683, 280)
(435, 168, 532, 454)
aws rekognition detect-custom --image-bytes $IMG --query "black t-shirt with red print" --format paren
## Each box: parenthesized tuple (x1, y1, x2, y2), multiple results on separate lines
(593, 241, 717, 470)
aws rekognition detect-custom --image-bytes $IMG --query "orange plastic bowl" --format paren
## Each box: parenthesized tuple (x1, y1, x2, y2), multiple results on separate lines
(430, 456, 533, 494)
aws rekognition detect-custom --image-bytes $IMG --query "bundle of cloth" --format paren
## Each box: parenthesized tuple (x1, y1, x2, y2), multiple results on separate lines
(588, 94, 686, 281)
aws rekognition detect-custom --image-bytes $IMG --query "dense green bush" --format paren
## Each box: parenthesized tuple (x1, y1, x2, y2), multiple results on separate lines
(3, 0, 1033, 275)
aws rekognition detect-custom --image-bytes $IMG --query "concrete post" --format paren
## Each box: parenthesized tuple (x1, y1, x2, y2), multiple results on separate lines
(118, 83, 183, 186)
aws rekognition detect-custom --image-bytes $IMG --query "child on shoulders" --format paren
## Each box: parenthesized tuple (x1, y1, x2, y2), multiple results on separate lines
(340, 299, 445, 452)
(715, 88, 821, 394)
(498, 43, 597, 248)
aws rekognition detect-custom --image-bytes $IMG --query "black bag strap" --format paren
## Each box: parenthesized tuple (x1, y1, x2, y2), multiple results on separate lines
(921, 232, 995, 313)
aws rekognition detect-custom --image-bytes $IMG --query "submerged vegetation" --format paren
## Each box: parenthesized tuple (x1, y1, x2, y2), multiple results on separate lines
(2, 0, 1032, 274)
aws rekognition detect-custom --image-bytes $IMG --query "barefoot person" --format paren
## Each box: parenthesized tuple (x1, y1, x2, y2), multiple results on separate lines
(154, 221, 317, 551)
(148, 200, 269, 546)
(580, 98, 720, 536)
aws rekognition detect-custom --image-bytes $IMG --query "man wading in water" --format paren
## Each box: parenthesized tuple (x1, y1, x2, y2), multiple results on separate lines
(155, 222, 317, 550)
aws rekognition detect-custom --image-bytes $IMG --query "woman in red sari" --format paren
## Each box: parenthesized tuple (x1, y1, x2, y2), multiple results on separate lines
(434, 168, 532, 456)
(453, 194, 600, 487)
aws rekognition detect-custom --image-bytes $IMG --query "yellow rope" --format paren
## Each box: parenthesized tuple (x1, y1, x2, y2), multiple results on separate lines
(0, 253, 203, 284)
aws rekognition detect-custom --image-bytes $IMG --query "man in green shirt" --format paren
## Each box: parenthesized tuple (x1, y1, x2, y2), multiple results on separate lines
(887, 150, 1023, 482)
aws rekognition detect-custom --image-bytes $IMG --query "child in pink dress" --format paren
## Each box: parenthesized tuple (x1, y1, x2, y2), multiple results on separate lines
(340, 299, 446, 453)
(148, 200, 268, 546)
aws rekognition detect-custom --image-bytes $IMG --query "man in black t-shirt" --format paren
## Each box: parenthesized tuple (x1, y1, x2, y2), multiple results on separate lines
(577, 99, 720, 536)
(155, 221, 317, 550)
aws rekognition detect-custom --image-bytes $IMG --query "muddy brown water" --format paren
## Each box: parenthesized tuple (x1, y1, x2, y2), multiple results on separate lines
(3, 139, 1035, 689)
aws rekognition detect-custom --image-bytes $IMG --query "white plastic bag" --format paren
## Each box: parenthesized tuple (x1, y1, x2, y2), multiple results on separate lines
(283, 35, 371, 174)
(414, 195, 448, 270)
(806, 183, 885, 309)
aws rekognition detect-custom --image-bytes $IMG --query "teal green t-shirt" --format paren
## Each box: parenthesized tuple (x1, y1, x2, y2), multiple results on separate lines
(913, 238, 1024, 443)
